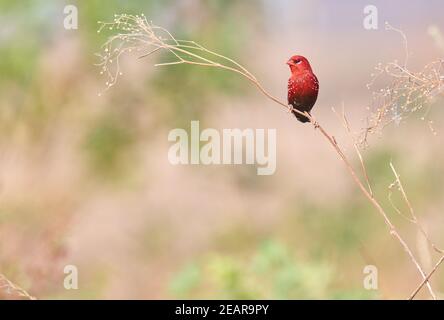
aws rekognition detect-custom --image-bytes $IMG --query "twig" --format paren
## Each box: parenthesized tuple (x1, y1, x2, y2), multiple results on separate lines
(332, 104, 373, 197)
(314, 123, 437, 299)
(0, 273, 37, 300)
(97, 15, 443, 299)
(385, 22, 409, 68)
(389, 163, 444, 254)
(409, 255, 444, 300)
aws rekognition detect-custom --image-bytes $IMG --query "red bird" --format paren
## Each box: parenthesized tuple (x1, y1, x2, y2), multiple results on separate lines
(287, 55, 319, 123)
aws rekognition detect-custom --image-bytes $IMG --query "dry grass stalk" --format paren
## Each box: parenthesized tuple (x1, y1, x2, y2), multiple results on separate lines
(388, 163, 444, 299)
(0, 273, 37, 300)
(97, 15, 443, 299)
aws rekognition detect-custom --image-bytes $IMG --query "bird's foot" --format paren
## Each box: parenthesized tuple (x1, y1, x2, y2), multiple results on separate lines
(313, 121, 320, 129)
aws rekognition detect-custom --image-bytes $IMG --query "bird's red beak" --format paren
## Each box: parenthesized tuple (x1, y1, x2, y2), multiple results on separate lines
(286, 59, 295, 66)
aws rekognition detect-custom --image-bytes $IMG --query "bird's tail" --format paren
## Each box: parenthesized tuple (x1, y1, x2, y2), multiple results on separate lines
(292, 110, 310, 123)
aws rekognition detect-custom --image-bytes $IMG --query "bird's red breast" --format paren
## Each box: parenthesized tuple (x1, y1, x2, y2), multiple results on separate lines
(287, 55, 319, 123)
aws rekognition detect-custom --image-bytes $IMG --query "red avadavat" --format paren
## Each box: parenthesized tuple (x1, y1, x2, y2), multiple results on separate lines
(287, 55, 319, 123)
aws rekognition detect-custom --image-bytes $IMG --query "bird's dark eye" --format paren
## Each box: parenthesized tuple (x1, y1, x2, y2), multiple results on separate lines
(294, 59, 302, 64)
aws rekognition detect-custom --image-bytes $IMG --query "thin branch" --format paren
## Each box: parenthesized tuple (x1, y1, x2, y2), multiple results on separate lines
(97, 15, 443, 299)
(389, 163, 444, 254)
(0, 273, 37, 300)
(409, 255, 444, 300)
(332, 105, 374, 197)
(314, 123, 437, 299)
(385, 22, 409, 68)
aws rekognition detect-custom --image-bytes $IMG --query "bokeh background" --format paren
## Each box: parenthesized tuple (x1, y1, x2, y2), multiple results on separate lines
(0, 0, 443, 299)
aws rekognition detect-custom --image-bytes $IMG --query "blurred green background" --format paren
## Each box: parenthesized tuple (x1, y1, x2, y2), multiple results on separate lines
(0, 0, 443, 299)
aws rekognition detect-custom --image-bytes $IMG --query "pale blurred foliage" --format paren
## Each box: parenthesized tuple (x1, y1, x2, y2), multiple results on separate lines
(0, 0, 443, 299)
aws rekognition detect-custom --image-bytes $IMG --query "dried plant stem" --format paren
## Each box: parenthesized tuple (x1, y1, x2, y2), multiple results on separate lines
(186, 59, 439, 297)
(410, 255, 444, 300)
(313, 122, 437, 300)
(389, 163, 444, 254)
(333, 104, 374, 197)
(388, 163, 444, 299)
(97, 15, 443, 299)
(224, 61, 439, 299)
(0, 273, 36, 300)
